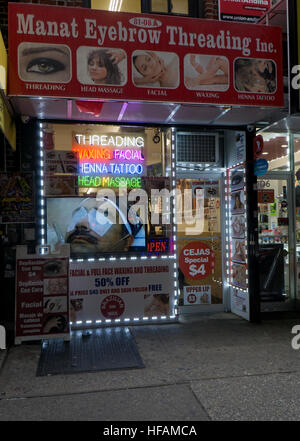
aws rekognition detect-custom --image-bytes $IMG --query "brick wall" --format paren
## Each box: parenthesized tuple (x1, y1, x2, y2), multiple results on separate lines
(0, 0, 219, 48)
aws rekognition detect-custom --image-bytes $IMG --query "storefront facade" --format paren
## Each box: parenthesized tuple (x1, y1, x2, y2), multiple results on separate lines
(5, 2, 289, 337)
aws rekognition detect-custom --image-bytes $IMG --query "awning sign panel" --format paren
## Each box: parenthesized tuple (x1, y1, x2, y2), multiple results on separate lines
(8, 3, 283, 107)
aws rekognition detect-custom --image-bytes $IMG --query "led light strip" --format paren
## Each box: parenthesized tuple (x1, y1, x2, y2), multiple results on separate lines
(40, 123, 178, 327)
(171, 127, 179, 316)
(39, 122, 46, 246)
(70, 128, 178, 326)
(226, 163, 249, 292)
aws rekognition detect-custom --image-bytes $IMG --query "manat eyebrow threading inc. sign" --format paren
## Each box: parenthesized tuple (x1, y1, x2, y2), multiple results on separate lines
(8, 3, 283, 107)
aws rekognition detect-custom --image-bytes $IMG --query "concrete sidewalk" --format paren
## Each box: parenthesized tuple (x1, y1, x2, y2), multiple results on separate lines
(0, 313, 300, 421)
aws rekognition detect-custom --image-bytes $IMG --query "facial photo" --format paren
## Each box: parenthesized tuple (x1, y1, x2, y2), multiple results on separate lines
(47, 197, 145, 257)
(18, 42, 71, 83)
(77, 46, 127, 86)
(184, 54, 229, 91)
(132, 50, 179, 89)
(234, 58, 277, 94)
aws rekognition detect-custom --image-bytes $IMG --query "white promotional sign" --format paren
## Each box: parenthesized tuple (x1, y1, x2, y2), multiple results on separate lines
(69, 260, 174, 322)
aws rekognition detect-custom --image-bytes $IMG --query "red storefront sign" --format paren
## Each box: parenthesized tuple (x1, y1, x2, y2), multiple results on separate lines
(219, 0, 271, 23)
(8, 3, 283, 107)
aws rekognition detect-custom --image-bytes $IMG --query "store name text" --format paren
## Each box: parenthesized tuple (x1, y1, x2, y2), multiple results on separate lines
(15, 13, 277, 56)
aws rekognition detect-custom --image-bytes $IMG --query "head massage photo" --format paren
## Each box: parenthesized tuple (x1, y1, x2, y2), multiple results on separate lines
(76, 46, 127, 86)
(132, 50, 179, 88)
(18, 42, 71, 83)
(234, 58, 277, 94)
(47, 197, 145, 257)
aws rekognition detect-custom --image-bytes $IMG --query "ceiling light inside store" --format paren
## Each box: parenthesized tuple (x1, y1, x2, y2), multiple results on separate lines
(281, 144, 288, 148)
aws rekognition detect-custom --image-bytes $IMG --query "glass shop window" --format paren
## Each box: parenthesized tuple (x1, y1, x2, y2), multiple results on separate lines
(151, 0, 189, 14)
(43, 124, 173, 259)
(259, 132, 290, 171)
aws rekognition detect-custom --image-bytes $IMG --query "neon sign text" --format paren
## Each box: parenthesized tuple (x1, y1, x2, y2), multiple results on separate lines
(73, 147, 112, 160)
(75, 134, 144, 148)
(114, 149, 144, 161)
(78, 176, 142, 188)
(73, 148, 144, 161)
(80, 163, 144, 175)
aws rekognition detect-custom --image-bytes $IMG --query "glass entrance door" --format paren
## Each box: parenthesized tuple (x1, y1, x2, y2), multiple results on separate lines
(176, 174, 225, 312)
(257, 174, 295, 312)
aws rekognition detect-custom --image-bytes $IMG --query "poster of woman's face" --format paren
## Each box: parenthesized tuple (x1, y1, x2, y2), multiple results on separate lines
(132, 50, 179, 89)
(231, 190, 245, 214)
(184, 54, 229, 91)
(76, 46, 127, 86)
(234, 58, 277, 94)
(18, 42, 72, 83)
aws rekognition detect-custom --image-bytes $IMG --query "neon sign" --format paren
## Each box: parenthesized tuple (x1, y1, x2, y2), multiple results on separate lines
(78, 176, 142, 188)
(147, 239, 169, 253)
(73, 147, 113, 161)
(74, 134, 144, 148)
(73, 133, 145, 184)
(80, 163, 143, 175)
(73, 148, 144, 163)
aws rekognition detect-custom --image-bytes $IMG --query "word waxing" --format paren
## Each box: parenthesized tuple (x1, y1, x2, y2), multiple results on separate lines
(73, 147, 144, 161)
(16, 14, 274, 56)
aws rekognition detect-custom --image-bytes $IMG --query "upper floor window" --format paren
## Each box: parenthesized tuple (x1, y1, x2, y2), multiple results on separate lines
(90, 0, 141, 13)
(90, 0, 203, 17)
(150, 0, 189, 15)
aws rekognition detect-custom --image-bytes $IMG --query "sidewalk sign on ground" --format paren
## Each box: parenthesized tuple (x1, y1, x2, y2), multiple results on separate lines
(15, 244, 70, 344)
